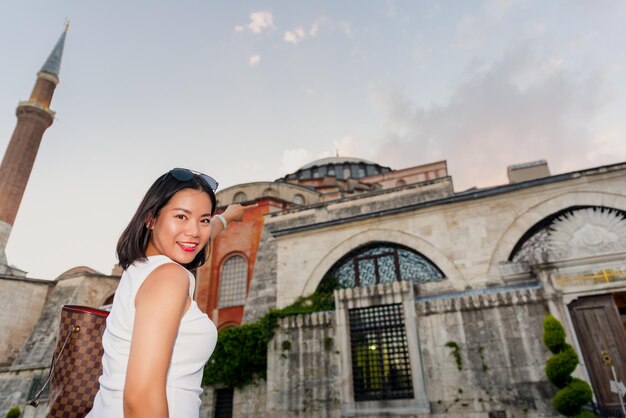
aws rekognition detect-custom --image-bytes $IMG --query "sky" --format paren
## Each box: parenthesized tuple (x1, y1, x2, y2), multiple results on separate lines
(1, 1, 625, 279)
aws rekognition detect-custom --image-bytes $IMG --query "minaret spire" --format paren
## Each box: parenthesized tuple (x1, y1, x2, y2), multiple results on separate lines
(0, 26, 68, 275)
(38, 24, 68, 86)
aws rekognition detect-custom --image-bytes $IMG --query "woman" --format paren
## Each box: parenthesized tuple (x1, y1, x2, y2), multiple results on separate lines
(87, 168, 252, 418)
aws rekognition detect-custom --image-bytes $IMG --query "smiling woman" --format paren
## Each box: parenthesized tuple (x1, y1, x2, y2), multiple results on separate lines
(86, 168, 255, 418)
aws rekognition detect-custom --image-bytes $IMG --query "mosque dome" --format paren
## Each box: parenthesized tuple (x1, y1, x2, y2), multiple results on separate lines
(279, 156, 391, 182)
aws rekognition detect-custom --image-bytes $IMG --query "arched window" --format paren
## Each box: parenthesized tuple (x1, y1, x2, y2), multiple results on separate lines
(292, 194, 305, 205)
(233, 191, 247, 203)
(395, 179, 407, 187)
(262, 188, 277, 197)
(218, 255, 248, 308)
(318, 243, 444, 291)
(509, 206, 626, 263)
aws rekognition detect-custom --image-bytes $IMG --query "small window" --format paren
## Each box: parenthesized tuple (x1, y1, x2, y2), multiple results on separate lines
(233, 192, 247, 203)
(328, 166, 336, 176)
(349, 304, 413, 401)
(358, 165, 366, 177)
(343, 166, 351, 179)
(395, 179, 406, 187)
(293, 194, 305, 205)
(219, 255, 248, 308)
(214, 387, 234, 418)
(262, 188, 277, 197)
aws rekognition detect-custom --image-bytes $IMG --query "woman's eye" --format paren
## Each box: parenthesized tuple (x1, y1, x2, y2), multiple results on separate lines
(201, 218, 211, 224)
(176, 214, 186, 220)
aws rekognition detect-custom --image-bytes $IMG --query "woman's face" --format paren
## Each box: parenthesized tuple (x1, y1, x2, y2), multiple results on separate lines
(145, 188, 213, 265)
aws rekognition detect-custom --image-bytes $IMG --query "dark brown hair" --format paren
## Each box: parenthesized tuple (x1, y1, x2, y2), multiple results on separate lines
(116, 171, 217, 270)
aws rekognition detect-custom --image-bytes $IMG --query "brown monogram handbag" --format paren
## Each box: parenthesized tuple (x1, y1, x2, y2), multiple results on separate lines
(29, 305, 109, 418)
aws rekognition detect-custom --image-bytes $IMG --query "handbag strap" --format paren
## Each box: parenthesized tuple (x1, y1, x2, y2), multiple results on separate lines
(28, 324, 80, 407)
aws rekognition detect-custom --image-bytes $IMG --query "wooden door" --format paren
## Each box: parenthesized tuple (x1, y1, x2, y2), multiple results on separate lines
(569, 294, 626, 408)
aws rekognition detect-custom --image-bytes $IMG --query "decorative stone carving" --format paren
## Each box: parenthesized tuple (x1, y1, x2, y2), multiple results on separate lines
(549, 208, 626, 260)
(512, 228, 550, 264)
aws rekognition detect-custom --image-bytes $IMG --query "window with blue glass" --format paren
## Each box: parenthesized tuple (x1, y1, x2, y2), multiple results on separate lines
(319, 243, 444, 290)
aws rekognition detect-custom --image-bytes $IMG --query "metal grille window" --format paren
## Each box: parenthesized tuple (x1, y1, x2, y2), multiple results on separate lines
(321, 244, 444, 290)
(219, 255, 248, 308)
(349, 304, 413, 401)
(214, 387, 234, 418)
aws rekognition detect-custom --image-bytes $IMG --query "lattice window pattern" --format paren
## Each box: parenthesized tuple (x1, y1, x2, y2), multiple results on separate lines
(348, 304, 414, 401)
(214, 387, 234, 418)
(323, 244, 444, 290)
(219, 255, 248, 308)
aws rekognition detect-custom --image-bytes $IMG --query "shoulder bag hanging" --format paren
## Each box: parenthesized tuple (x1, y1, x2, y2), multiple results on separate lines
(28, 305, 109, 418)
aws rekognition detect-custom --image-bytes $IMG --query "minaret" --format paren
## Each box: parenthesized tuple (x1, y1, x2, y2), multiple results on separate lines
(0, 25, 68, 273)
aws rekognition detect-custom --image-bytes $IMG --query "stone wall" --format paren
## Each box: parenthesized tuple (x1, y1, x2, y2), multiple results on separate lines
(243, 227, 278, 323)
(0, 270, 119, 417)
(219, 286, 556, 418)
(267, 311, 340, 417)
(0, 368, 47, 418)
(0, 277, 50, 366)
(416, 286, 555, 416)
(13, 272, 118, 367)
(234, 382, 268, 417)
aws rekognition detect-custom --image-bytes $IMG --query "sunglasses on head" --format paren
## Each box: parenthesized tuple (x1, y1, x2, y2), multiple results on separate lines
(169, 168, 219, 192)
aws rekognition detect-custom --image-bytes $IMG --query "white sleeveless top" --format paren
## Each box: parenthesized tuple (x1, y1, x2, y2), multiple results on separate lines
(87, 255, 218, 418)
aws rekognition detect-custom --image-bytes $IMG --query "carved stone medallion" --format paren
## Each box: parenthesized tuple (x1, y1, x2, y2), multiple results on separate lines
(549, 208, 626, 260)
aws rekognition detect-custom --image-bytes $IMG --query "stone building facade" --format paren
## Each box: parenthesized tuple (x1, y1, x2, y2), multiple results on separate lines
(0, 157, 625, 417)
(1, 25, 625, 418)
(197, 158, 626, 417)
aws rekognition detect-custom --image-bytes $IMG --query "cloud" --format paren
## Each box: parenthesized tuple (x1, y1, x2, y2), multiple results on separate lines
(333, 136, 365, 158)
(249, 54, 261, 67)
(236, 11, 274, 34)
(371, 42, 618, 190)
(456, 14, 484, 50)
(310, 17, 330, 37)
(284, 27, 306, 44)
(339, 21, 354, 38)
(282, 17, 351, 44)
(280, 148, 314, 174)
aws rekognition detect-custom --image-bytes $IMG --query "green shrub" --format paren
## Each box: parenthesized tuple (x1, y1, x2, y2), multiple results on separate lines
(5, 406, 21, 418)
(543, 315, 593, 417)
(203, 316, 276, 388)
(552, 378, 593, 416)
(545, 344, 578, 388)
(203, 288, 334, 388)
(543, 314, 566, 354)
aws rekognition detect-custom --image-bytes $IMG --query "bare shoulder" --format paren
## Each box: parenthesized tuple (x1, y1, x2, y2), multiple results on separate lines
(135, 262, 189, 306)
